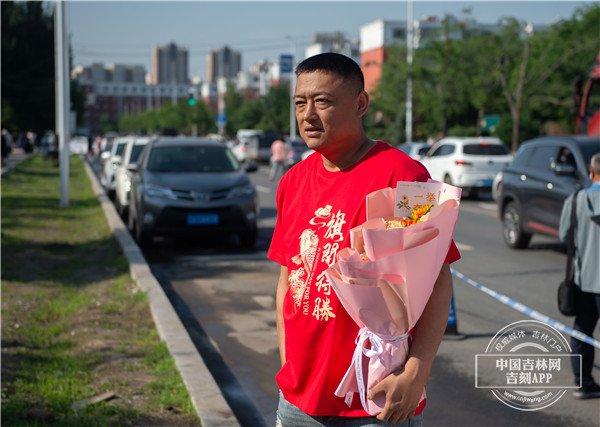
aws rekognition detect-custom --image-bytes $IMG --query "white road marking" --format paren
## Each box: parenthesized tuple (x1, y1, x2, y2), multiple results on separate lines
(456, 242, 474, 251)
(478, 202, 497, 211)
(256, 185, 272, 194)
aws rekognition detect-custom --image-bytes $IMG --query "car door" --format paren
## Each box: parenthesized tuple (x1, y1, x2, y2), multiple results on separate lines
(422, 144, 454, 181)
(522, 145, 559, 234)
(545, 145, 584, 231)
(503, 145, 534, 203)
(130, 145, 149, 218)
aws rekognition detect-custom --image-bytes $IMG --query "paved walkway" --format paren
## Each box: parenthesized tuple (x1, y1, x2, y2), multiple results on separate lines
(1, 148, 31, 175)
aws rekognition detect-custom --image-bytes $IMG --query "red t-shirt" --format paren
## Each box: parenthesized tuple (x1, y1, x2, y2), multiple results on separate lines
(268, 141, 461, 417)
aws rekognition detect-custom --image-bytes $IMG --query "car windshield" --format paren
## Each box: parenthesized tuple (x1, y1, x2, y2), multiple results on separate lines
(580, 144, 600, 167)
(129, 145, 146, 164)
(147, 145, 239, 173)
(463, 143, 509, 155)
(418, 146, 431, 155)
(115, 143, 127, 156)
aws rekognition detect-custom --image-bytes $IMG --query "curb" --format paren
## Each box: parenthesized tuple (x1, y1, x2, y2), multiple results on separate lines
(83, 161, 240, 427)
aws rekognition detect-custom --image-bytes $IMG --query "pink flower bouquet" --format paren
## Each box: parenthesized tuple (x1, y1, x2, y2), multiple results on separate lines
(324, 179, 461, 415)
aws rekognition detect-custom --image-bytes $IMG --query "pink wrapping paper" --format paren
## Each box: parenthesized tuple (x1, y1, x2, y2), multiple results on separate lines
(325, 180, 461, 415)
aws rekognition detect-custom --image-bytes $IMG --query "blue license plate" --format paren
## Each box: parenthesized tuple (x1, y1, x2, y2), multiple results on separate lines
(187, 213, 219, 226)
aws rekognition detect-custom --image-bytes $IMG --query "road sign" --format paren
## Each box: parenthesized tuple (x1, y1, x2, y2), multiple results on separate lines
(481, 115, 500, 132)
(216, 113, 227, 125)
(280, 54, 294, 74)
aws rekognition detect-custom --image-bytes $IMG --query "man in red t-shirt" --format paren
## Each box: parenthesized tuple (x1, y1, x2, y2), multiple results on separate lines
(269, 53, 460, 426)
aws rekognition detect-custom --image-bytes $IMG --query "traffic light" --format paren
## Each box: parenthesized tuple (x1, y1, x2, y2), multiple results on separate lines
(187, 93, 198, 107)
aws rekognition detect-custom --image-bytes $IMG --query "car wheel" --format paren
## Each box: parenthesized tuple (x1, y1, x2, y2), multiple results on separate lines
(239, 228, 257, 249)
(134, 216, 153, 249)
(502, 201, 532, 249)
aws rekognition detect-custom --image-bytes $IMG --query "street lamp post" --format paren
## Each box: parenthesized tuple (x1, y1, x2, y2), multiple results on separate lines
(287, 36, 298, 140)
(55, 0, 70, 207)
(405, 0, 414, 144)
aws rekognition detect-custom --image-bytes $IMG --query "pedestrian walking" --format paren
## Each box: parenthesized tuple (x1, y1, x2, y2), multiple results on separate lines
(1, 133, 9, 167)
(559, 153, 600, 399)
(270, 138, 288, 181)
(269, 53, 461, 426)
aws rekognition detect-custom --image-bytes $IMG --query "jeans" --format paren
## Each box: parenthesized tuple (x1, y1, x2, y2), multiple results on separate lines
(276, 392, 423, 427)
(571, 290, 600, 387)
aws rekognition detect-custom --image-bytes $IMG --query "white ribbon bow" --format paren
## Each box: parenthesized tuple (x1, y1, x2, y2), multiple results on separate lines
(345, 327, 410, 412)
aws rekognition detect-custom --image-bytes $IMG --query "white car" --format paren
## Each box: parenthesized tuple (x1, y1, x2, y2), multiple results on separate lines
(101, 137, 130, 195)
(420, 137, 513, 197)
(398, 141, 431, 160)
(69, 136, 89, 155)
(114, 137, 151, 217)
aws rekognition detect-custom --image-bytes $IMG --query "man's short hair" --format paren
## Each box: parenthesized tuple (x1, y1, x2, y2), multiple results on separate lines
(295, 53, 364, 93)
(591, 153, 600, 175)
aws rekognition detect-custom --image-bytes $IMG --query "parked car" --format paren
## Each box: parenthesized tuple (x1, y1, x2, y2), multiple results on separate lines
(398, 141, 431, 160)
(286, 137, 309, 167)
(233, 129, 283, 163)
(69, 136, 89, 155)
(128, 137, 259, 248)
(420, 137, 513, 198)
(499, 135, 599, 248)
(114, 136, 151, 217)
(101, 137, 129, 196)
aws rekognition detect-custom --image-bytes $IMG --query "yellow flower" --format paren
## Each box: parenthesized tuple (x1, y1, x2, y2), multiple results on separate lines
(410, 204, 433, 222)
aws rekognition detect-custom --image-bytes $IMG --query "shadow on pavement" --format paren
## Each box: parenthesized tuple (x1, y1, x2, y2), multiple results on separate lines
(152, 267, 267, 427)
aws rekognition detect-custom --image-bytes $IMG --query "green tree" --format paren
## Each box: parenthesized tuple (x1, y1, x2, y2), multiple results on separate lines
(1, 2, 55, 133)
(231, 99, 264, 131)
(258, 84, 290, 133)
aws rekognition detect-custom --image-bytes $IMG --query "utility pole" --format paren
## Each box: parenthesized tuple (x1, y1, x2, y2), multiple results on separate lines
(405, 0, 414, 144)
(55, 0, 70, 207)
(287, 36, 298, 139)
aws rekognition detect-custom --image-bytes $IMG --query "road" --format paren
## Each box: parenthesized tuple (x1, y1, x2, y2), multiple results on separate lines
(99, 161, 599, 427)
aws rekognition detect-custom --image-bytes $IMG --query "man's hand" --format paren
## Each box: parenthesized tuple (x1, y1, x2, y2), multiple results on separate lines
(367, 367, 424, 423)
(366, 263, 453, 423)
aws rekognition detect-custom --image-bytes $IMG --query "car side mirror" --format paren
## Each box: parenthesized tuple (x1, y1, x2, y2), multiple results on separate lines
(552, 162, 576, 176)
(127, 163, 138, 173)
(101, 151, 111, 161)
(244, 162, 258, 173)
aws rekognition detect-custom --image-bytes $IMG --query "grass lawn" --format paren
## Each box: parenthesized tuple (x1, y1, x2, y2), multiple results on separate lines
(1, 155, 199, 426)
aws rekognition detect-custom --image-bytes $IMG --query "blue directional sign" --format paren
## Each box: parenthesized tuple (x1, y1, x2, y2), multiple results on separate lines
(280, 54, 294, 74)
(216, 113, 227, 125)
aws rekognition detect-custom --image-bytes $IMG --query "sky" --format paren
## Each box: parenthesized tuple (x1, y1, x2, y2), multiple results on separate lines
(69, 1, 592, 80)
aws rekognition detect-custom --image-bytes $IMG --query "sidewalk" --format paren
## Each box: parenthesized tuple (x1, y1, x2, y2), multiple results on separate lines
(1, 155, 199, 425)
(1, 148, 31, 175)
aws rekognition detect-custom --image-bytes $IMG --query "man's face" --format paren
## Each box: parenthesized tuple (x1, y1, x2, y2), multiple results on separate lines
(294, 71, 366, 152)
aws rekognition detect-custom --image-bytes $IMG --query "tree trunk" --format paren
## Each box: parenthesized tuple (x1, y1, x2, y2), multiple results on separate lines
(511, 107, 520, 154)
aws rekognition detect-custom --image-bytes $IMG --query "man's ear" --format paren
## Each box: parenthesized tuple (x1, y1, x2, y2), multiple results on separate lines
(357, 90, 370, 119)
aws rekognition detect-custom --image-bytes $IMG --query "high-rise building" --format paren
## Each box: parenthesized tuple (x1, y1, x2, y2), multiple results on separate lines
(71, 63, 146, 84)
(206, 45, 241, 84)
(73, 61, 193, 134)
(150, 42, 189, 84)
(305, 32, 359, 63)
